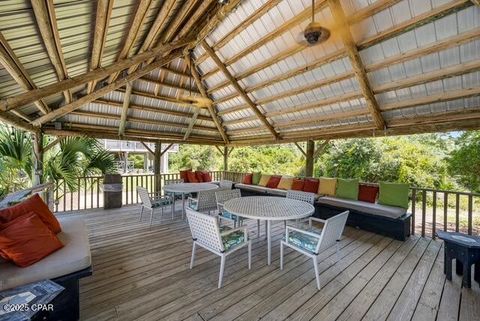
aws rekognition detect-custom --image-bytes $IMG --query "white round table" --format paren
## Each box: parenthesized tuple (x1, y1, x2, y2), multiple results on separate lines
(163, 183, 218, 218)
(224, 196, 315, 265)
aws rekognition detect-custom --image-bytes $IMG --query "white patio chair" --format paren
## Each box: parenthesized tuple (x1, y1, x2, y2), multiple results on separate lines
(285, 190, 316, 227)
(187, 187, 227, 214)
(280, 211, 349, 290)
(215, 189, 242, 227)
(186, 208, 252, 288)
(137, 187, 173, 227)
(219, 180, 233, 189)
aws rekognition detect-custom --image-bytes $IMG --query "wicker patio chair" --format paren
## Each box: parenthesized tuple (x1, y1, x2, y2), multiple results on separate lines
(280, 211, 349, 290)
(187, 187, 228, 214)
(186, 208, 252, 288)
(219, 180, 233, 189)
(285, 189, 316, 227)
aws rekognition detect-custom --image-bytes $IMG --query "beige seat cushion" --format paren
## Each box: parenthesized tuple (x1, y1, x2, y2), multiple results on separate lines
(0, 216, 91, 291)
(317, 196, 407, 219)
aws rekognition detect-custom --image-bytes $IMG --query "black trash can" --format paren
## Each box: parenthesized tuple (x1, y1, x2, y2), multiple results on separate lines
(103, 174, 123, 209)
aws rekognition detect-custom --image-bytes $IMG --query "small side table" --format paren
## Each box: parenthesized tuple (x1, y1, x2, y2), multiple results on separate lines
(437, 231, 480, 288)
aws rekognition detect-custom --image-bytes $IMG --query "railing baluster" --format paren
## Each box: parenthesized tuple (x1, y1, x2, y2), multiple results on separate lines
(77, 177, 81, 210)
(421, 189, 426, 237)
(411, 189, 416, 236)
(90, 177, 94, 209)
(432, 191, 437, 239)
(455, 193, 460, 232)
(84, 177, 87, 210)
(55, 180, 59, 213)
(97, 178, 100, 208)
(444, 192, 448, 231)
(62, 180, 66, 212)
(468, 194, 473, 235)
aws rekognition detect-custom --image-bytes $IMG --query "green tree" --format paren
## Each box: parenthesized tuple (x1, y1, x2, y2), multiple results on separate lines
(448, 131, 480, 192)
(169, 145, 220, 171)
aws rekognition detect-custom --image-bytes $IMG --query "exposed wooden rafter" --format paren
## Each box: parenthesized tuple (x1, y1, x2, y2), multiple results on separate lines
(202, 40, 280, 140)
(327, 0, 385, 129)
(87, 0, 114, 94)
(0, 37, 192, 112)
(118, 82, 132, 136)
(31, 49, 184, 126)
(31, 0, 72, 104)
(0, 32, 50, 114)
(187, 52, 229, 143)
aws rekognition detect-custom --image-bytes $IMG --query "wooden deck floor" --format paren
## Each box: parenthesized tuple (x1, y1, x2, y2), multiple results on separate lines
(57, 205, 480, 321)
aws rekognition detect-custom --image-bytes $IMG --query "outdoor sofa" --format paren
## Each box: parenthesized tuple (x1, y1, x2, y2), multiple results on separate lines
(234, 174, 412, 241)
(0, 195, 92, 321)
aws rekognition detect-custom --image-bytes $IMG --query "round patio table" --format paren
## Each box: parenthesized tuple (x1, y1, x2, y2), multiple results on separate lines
(163, 182, 218, 218)
(224, 196, 315, 265)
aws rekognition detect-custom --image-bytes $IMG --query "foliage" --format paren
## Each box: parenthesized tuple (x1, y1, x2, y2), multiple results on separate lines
(448, 131, 480, 192)
(129, 154, 145, 169)
(169, 145, 221, 171)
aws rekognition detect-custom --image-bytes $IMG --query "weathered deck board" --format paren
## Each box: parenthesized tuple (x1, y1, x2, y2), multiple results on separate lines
(57, 205, 479, 321)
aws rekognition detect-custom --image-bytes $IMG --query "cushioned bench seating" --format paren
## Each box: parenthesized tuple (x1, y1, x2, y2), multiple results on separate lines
(233, 183, 411, 241)
(0, 216, 92, 321)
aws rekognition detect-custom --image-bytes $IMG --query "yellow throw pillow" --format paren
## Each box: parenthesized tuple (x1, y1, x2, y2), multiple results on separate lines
(318, 177, 337, 196)
(277, 176, 294, 190)
(258, 174, 272, 187)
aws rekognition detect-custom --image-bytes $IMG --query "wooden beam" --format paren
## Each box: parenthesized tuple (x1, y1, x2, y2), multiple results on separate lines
(118, 81, 132, 136)
(0, 32, 50, 114)
(88, 0, 114, 94)
(328, 0, 385, 129)
(223, 146, 228, 171)
(31, 49, 184, 126)
(275, 109, 368, 129)
(93, 98, 212, 122)
(31, 0, 72, 103)
(160, 143, 174, 157)
(215, 145, 224, 155)
(196, 0, 282, 66)
(202, 40, 279, 139)
(0, 37, 192, 112)
(294, 142, 307, 157)
(140, 142, 154, 155)
(43, 137, 64, 152)
(0, 112, 37, 132)
(10, 110, 33, 122)
(305, 140, 315, 177)
(108, 0, 155, 83)
(190, 53, 230, 143)
(313, 140, 330, 158)
(177, 0, 217, 40)
(138, 77, 200, 93)
(32, 131, 44, 185)
(471, 0, 480, 5)
(348, 0, 402, 24)
(357, 0, 472, 50)
(154, 141, 162, 191)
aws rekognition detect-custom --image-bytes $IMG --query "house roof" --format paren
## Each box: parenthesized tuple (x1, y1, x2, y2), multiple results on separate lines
(0, 0, 479, 146)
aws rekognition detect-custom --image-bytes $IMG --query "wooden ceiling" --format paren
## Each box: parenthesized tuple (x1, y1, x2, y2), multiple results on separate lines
(0, 0, 479, 146)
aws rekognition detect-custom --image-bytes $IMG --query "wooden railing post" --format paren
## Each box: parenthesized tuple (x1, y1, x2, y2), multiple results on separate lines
(432, 191, 437, 238)
(421, 190, 427, 237)
(154, 141, 162, 192)
(468, 194, 473, 235)
(411, 188, 416, 236)
(444, 192, 448, 231)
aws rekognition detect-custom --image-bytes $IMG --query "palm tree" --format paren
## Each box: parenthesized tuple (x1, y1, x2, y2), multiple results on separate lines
(0, 125, 116, 196)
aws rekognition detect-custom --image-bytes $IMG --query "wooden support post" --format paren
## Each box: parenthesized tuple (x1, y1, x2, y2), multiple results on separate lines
(305, 140, 315, 177)
(223, 146, 228, 171)
(32, 131, 44, 186)
(119, 82, 132, 136)
(154, 141, 162, 192)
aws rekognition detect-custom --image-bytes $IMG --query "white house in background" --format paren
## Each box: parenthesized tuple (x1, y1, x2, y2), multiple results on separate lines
(98, 140, 178, 174)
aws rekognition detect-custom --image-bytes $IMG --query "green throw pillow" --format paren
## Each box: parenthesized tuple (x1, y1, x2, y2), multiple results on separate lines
(335, 178, 359, 200)
(378, 182, 410, 209)
(252, 172, 262, 185)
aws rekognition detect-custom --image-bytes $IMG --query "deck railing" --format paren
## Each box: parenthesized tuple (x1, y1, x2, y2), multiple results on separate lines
(51, 171, 224, 213)
(50, 170, 478, 238)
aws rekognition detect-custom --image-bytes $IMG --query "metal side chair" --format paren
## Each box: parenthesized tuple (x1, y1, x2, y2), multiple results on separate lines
(187, 188, 227, 214)
(285, 189, 316, 227)
(137, 187, 173, 227)
(280, 211, 349, 290)
(186, 208, 252, 288)
(219, 180, 233, 189)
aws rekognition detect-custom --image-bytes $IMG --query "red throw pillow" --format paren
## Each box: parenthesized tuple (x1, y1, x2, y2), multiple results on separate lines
(0, 194, 61, 234)
(195, 171, 204, 182)
(187, 171, 199, 183)
(358, 184, 379, 203)
(0, 212, 64, 267)
(266, 175, 282, 188)
(202, 171, 212, 182)
(180, 170, 190, 183)
(303, 178, 319, 193)
(242, 173, 253, 185)
(291, 178, 305, 191)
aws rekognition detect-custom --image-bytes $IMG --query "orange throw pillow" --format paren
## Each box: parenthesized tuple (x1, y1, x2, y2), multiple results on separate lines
(291, 178, 305, 191)
(303, 178, 320, 193)
(0, 194, 61, 234)
(195, 171, 204, 182)
(187, 171, 198, 183)
(0, 212, 64, 267)
(266, 175, 282, 188)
